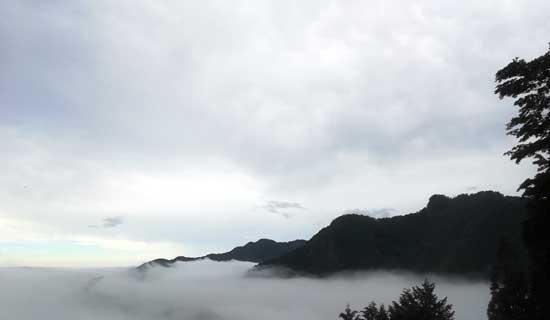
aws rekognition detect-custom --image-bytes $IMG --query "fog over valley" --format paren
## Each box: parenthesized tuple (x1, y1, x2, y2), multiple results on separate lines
(1, 260, 488, 320)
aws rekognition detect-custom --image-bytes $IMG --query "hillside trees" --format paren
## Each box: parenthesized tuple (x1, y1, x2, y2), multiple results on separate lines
(263, 192, 527, 276)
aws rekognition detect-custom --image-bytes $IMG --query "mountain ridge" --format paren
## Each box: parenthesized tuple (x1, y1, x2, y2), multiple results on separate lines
(260, 191, 527, 277)
(137, 238, 306, 271)
(138, 191, 527, 278)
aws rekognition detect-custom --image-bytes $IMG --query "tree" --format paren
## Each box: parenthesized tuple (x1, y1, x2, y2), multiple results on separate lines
(375, 304, 390, 320)
(376, 305, 389, 320)
(495, 45, 550, 320)
(361, 302, 389, 320)
(362, 302, 380, 320)
(487, 238, 528, 320)
(339, 280, 453, 320)
(388, 279, 454, 320)
(495, 45, 550, 201)
(340, 304, 359, 320)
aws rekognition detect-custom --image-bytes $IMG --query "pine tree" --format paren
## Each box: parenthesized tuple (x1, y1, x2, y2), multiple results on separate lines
(361, 302, 379, 320)
(375, 304, 389, 320)
(388, 279, 454, 320)
(340, 304, 359, 320)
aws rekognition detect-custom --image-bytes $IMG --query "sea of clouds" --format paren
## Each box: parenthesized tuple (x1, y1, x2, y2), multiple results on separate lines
(0, 260, 489, 320)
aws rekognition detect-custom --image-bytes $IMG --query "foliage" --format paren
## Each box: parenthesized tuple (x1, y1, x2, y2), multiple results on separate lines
(376, 305, 389, 320)
(495, 44, 550, 320)
(362, 302, 381, 320)
(341, 280, 453, 320)
(388, 279, 454, 320)
(340, 304, 359, 320)
(495, 46, 550, 200)
(361, 302, 389, 320)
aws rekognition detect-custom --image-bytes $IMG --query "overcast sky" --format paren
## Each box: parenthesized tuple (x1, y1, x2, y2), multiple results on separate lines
(1, 0, 548, 267)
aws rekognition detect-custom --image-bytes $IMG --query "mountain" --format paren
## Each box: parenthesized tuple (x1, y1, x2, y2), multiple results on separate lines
(206, 238, 307, 262)
(260, 191, 527, 277)
(137, 238, 306, 271)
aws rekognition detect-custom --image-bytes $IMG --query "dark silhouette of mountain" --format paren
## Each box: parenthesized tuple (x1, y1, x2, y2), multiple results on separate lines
(137, 239, 306, 271)
(206, 238, 306, 262)
(260, 191, 527, 277)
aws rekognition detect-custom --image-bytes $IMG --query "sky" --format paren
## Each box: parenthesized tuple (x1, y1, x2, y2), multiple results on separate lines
(1, 0, 549, 267)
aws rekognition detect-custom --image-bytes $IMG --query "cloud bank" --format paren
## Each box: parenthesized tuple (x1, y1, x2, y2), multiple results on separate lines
(0, 260, 489, 320)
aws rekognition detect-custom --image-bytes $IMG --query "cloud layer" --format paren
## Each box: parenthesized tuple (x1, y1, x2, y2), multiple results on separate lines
(0, 260, 489, 320)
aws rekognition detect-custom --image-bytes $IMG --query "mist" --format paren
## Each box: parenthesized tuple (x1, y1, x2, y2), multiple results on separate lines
(0, 260, 488, 320)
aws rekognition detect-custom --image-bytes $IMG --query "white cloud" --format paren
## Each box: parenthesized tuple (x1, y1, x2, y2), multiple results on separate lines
(0, 261, 490, 320)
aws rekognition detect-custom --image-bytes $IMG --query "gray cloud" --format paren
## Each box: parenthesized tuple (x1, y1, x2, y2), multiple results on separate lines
(263, 200, 306, 212)
(261, 200, 306, 218)
(103, 217, 124, 228)
(89, 217, 124, 229)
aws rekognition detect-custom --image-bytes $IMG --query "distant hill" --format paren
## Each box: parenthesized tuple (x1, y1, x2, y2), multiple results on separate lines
(206, 238, 307, 262)
(137, 239, 306, 271)
(260, 191, 527, 277)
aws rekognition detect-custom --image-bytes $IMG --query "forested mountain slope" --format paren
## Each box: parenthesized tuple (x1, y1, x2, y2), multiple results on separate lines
(261, 191, 527, 276)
